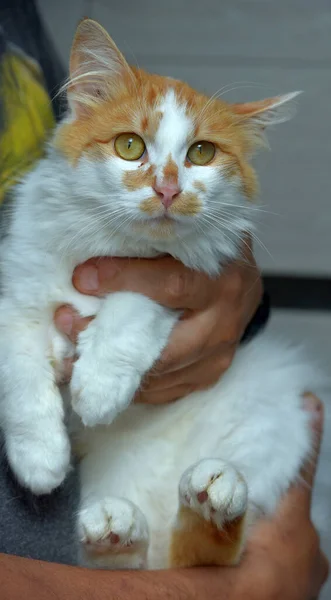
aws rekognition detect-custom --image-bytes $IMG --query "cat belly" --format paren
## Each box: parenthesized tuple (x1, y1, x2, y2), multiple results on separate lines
(77, 331, 316, 569)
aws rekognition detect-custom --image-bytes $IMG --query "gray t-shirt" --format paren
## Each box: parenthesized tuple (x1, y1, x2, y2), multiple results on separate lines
(0, 441, 78, 565)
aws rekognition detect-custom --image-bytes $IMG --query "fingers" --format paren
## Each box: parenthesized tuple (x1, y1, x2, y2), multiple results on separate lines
(301, 393, 324, 488)
(155, 308, 217, 373)
(135, 384, 193, 405)
(153, 348, 234, 390)
(135, 350, 234, 406)
(54, 306, 93, 344)
(276, 393, 324, 521)
(73, 256, 217, 310)
(72, 236, 261, 314)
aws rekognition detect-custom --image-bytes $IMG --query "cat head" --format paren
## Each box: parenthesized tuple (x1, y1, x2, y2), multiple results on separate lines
(55, 19, 299, 259)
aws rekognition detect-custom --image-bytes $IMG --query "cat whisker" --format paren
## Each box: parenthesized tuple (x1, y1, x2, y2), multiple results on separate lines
(57, 209, 136, 260)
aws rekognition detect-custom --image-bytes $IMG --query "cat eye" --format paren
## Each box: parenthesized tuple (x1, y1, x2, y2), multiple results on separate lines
(114, 133, 146, 161)
(187, 141, 215, 166)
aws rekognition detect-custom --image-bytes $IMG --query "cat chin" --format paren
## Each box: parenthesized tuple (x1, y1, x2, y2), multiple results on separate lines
(131, 218, 182, 242)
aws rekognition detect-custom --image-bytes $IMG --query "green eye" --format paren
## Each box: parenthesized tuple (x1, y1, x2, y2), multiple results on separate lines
(187, 141, 215, 166)
(114, 133, 146, 161)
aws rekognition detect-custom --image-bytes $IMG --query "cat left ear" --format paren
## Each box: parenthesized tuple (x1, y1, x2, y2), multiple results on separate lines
(67, 18, 133, 118)
(232, 91, 302, 128)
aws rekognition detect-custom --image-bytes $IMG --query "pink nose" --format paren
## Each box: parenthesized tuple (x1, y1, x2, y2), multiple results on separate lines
(153, 182, 181, 209)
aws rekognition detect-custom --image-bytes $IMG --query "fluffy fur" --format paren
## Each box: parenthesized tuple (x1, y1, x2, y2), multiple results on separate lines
(0, 19, 321, 569)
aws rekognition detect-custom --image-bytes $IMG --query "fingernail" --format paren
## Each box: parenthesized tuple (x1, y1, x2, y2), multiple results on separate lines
(76, 265, 99, 292)
(58, 312, 73, 336)
(303, 394, 322, 419)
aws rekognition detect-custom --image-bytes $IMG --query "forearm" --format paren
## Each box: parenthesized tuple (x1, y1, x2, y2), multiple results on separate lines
(0, 554, 193, 600)
(0, 553, 263, 600)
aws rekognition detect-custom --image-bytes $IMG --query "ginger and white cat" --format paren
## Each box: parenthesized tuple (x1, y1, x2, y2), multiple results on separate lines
(0, 19, 321, 569)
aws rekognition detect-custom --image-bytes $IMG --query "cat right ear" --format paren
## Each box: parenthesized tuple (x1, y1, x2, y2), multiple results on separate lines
(67, 18, 133, 118)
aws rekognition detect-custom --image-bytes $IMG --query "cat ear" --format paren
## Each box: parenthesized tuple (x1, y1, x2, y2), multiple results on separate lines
(67, 18, 132, 117)
(232, 91, 301, 128)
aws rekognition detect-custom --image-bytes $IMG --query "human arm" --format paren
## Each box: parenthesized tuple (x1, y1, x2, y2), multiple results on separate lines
(1, 395, 328, 600)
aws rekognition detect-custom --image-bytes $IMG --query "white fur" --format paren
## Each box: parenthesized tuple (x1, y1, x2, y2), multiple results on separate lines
(179, 459, 249, 526)
(0, 73, 321, 567)
(151, 89, 192, 182)
(71, 293, 176, 426)
(77, 335, 319, 568)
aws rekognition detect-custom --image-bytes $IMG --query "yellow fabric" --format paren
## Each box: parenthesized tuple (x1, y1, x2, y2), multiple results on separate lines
(0, 47, 55, 204)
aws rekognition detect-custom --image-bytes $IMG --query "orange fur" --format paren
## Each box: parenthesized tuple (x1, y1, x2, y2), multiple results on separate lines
(169, 193, 201, 216)
(143, 111, 163, 140)
(56, 20, 275, 197)
(162, 155, 179, 185)
(193, 180, 206, 192)
(123, 165, 155, 191)
(139, 196, 159, 215)
(219, 154, 258, 200)
(239, 162, 258, 200)
(220, 154, 239, 179)
(139, 192, 201, 217)
(141, 115, 148, 132)
(57, 69, 261, 184)
(169, 506, 246, 568)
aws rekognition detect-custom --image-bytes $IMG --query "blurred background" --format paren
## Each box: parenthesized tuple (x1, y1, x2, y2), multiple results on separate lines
(1, 0, 331, 597)
(38, 0, 331, 281)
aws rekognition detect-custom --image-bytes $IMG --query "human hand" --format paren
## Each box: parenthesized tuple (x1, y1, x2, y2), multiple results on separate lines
(185, 394, 328, 599)
(55, 240, 262, 403)
(1, 396, 327, 600)
(236, 393, 329, 599)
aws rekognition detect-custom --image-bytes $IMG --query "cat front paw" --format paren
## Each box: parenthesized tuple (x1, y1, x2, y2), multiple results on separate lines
(71, 358, 140, 427)
(6, 427, 71, 495)
(179, 459, 248, 528)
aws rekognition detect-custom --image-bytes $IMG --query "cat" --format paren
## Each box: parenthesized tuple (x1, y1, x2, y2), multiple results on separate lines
(0, 18, 322, 569)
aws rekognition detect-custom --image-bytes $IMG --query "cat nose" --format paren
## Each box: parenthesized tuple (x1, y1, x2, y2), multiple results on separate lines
(153, 182, 181, 209)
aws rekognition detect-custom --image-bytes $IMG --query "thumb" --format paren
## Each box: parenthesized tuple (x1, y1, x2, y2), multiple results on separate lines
(73, 256, 213, 310)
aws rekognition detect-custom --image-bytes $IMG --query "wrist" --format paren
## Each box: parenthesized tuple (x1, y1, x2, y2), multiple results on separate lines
(240, 291, 270, 344)
(176, 564, 275, 600)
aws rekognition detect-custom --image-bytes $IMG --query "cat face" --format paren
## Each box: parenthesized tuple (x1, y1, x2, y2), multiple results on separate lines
(56, 19, 299, 247)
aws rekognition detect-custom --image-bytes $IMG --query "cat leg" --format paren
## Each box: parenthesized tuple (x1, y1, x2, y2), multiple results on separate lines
(169, 459, 248, 567)
(71, 292, 177, 427)
(0, 313, 70, 494)
(78, 497, 149, 569)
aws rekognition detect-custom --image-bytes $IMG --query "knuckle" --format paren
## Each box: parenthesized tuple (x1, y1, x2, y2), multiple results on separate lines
(204, 372, 222, 389)
(224, 270, 243, 300)
(165, 270, 197, 304)
(221, 321, 242, 345)
(196, 332, 213, 359)
(201, 350, 236, 389)
(219, 351, 235, 373)
(155, 349, 176, 373)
